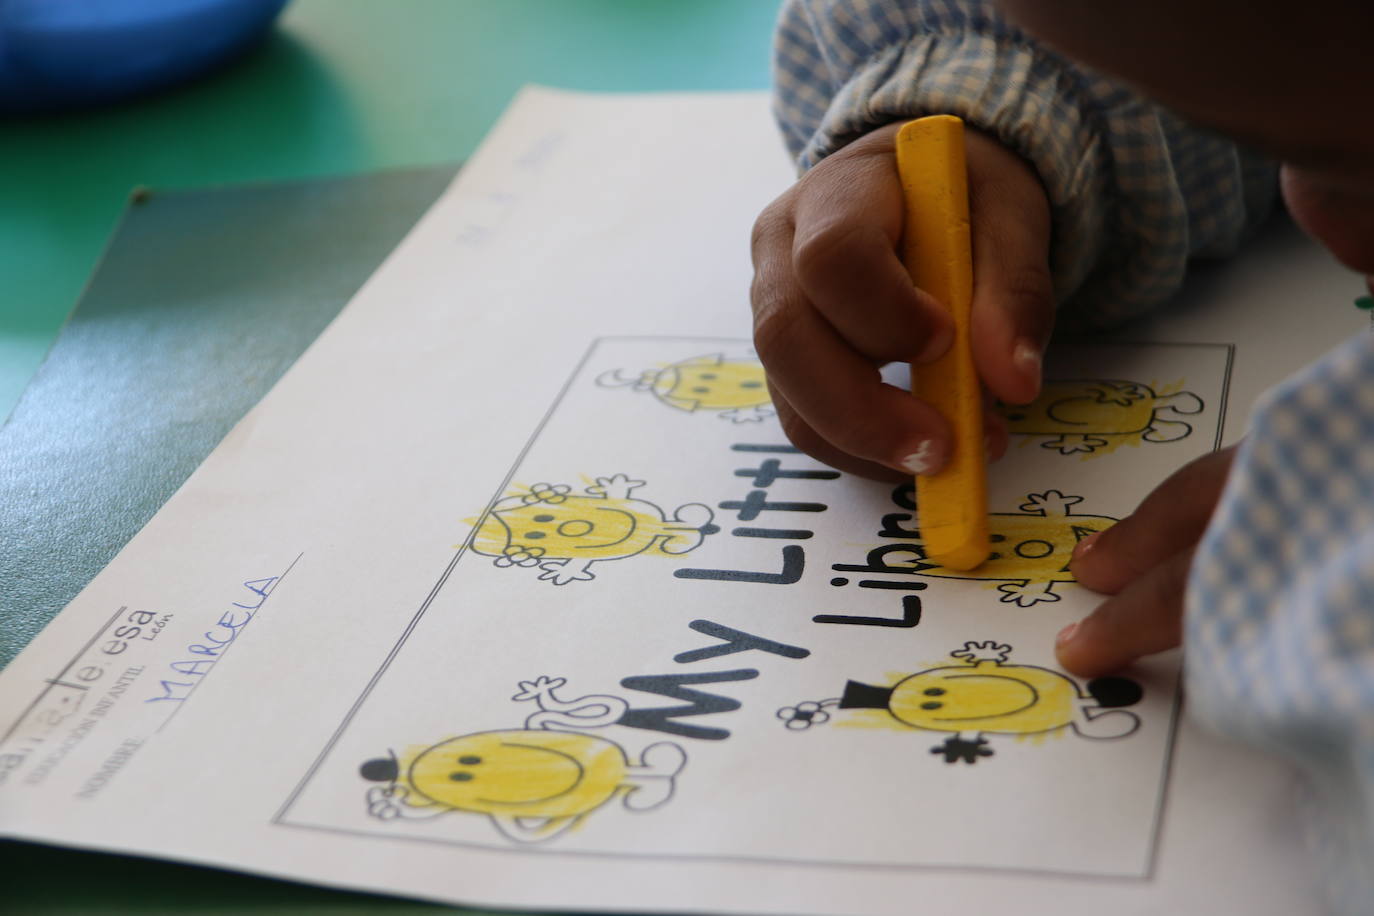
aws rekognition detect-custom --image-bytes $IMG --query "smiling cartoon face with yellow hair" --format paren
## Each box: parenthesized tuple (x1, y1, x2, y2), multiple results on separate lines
(362, 728, 687, 843)
(597, 354, 774, 423)
(467, 474, 717, 585)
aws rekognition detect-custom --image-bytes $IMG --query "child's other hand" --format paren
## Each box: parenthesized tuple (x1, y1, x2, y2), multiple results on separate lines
(750, 122, 1054, 480)
(1055, 445, 1239, 676)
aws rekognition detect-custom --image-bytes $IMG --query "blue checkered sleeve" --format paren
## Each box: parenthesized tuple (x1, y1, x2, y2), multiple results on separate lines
(772, 0, 1277, 326)
(1187, 331, 1374, 914)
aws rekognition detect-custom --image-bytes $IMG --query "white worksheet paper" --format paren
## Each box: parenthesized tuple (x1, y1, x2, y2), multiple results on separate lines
(1, 88, 1366, 915)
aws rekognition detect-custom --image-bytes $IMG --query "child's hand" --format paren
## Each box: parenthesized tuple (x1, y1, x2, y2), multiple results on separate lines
(750, 122, 1054, 480)
(1055, 445, 1239, 676)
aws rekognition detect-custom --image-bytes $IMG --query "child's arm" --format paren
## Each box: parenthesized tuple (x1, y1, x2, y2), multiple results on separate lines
(754, 0, 1276, 478)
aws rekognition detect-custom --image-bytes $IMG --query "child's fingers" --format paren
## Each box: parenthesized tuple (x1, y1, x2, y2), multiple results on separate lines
(752, 248, 954, 475)
(1071, 446, 1237, 594)
(1055, 548, 1192, 677)
(964, 132, 1056, 406)
(767, 382, 907, 482)
(982, 390, 1010, 461)
(791, 149, 954, 365)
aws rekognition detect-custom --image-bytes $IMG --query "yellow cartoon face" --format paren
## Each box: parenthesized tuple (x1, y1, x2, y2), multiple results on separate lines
(405, 730, 628, 818)
(811, 642, 1144, 763)
(887, 662, 1078, 735)
(914, 490, 1114, 605)
(467, 476, 716, 585)
(652, 357, 770, 412)
(999, 379, 1204, 455)
(961, 512, 1101, 584)
(1001, 380, 1156, 435)
(478, 494, 660, 561)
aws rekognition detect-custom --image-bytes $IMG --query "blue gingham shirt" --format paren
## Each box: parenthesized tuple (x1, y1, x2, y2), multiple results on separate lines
(775, 1, 1371, 909)
(773, 0, 1277, 326)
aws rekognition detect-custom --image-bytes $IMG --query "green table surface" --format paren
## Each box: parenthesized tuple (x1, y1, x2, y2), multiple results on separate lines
(0, 0, 777, 424)
(2, 2, 776, 912)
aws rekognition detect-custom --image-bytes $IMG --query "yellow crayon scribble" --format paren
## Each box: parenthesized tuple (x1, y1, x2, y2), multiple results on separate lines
(998, 377, 1203, 459)
(464, 476, 716, 585)
(403, 730, 629, 819)
(914, 491, 1115, 605)
(886, 660, 1079, 736)
(598, 354, 773, 421)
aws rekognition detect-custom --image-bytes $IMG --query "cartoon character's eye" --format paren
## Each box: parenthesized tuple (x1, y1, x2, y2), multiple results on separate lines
(1014, 539, 1054, 559)
(692, 386, 711, 393)
(740, 380, 763, 388)
(923, 688, 945, 696)
(525, 531, 546, 539)
(459, 755, 482, 765)
(700, 373, 717, 380)
(449, 772, 475, 782)
(532, 514, 554, 522)
(920, 701, 943, 710)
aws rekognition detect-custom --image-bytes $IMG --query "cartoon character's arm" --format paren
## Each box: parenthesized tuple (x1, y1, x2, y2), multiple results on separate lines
(513, 675, 628, 730)
(997, 580, 1062, 606)
(1041, 434, 1108, 455)
(950, 641, 1012, 664)
(595, 368, 655, 391)
(489, 814, 583, 843)
(1084, 381, 1148, 406)
(1019, 490, 1083, 517)
(365, 785, 446, 821)
(718, 405, 775, 424)
(586, 473, 644, 500)
(1072, 708, 1142, 740)
(537, 557, 596, 585)
(1155, 390, 1204, 415)
(656, 503, 716, 555)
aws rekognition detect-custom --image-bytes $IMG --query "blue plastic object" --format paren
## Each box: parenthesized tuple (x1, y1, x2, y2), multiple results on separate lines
(0, 0, 289, 113)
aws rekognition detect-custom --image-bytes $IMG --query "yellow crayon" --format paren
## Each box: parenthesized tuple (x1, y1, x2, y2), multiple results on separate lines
(895, 115, 990, 571)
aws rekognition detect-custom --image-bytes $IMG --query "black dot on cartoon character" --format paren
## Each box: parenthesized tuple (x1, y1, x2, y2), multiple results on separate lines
(740, 380, 763, 388)
(525, 531, 546, 539)
(920, 701, 943, 710)
(360, 757, 399, 782)
(923, 688, 945, 696)
(449, 771, 474, 782)
(1087, 677, 1144, 708)
(459, 755, 482, 765)
(1004, 411, 1026, 422)
(830, 577, 849, 587)
(700, 373, 717, 380)
(692, 386, 711, 393)
(1015, 539, 1055, 559)
(532, 514, 555, 522)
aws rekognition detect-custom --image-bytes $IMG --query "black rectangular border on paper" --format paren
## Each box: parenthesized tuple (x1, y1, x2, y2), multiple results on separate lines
(271, 336, 1237, 884)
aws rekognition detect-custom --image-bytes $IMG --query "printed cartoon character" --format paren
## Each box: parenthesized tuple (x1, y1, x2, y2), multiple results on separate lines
(779, 641, 1142, 764)
(469, 474, 717, 584)
(597, 353, 773, 422)
(904, 490, 1115, 605)
(362, 676, 687, 843)
(999, 379, 1203, 455)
